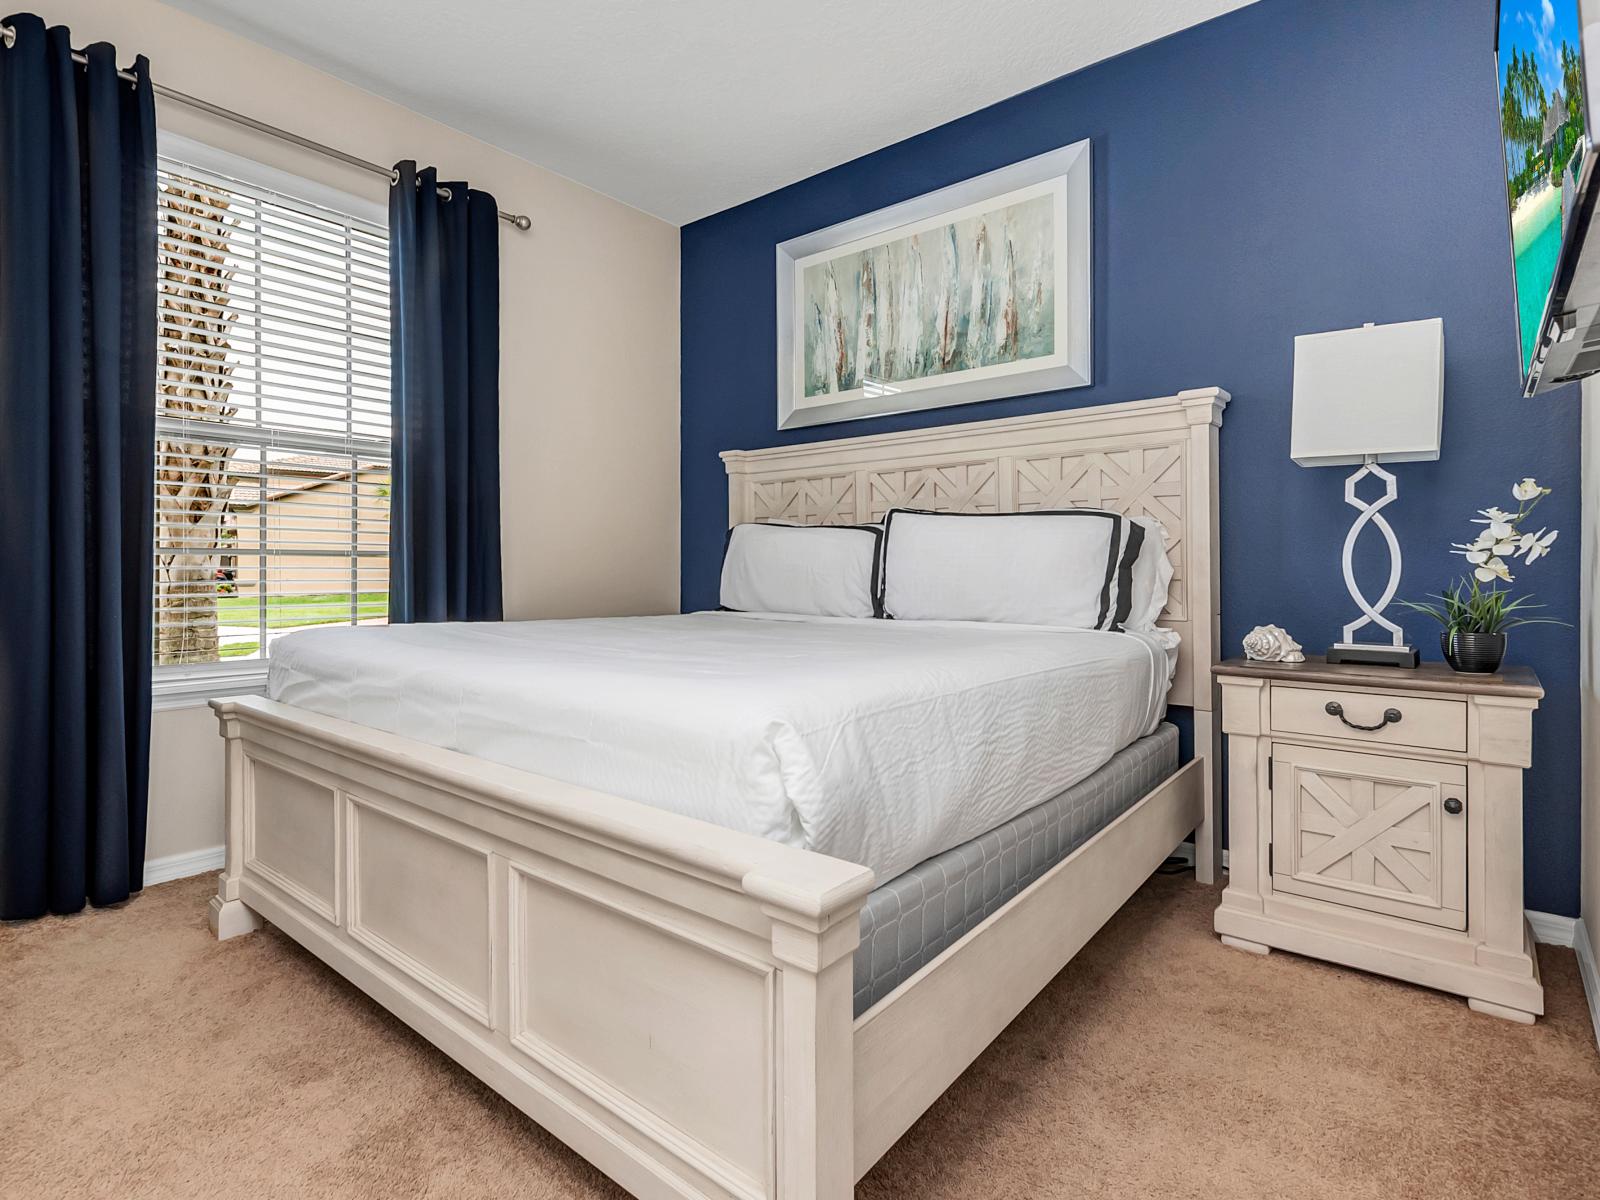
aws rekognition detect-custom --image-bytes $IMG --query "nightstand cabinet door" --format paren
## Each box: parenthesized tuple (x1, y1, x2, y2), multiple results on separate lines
(1270, 744, 1467, 931)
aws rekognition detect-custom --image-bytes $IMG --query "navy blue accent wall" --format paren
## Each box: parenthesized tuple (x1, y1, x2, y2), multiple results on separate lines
(680, 0, 1583, 915)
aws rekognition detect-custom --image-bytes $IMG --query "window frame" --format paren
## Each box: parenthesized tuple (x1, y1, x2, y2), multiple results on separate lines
(152, 134, 390, 711)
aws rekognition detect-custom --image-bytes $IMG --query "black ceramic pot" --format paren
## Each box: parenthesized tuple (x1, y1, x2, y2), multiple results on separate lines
(1441, 630, 1507, 673)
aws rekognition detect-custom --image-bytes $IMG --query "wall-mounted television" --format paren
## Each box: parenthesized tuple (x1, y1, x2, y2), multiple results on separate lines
(1497, 0, 1600, 394)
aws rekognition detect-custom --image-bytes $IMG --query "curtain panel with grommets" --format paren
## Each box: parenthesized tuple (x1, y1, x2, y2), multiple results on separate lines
(0, 13, 157, 919)
(387, 159, 503, 624)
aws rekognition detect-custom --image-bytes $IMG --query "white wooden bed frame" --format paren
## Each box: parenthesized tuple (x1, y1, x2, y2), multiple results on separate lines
(209, 387, 1227, 1200)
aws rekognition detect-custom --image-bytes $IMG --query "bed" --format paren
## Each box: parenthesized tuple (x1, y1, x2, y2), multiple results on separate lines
(208, 387, 1227, 1200)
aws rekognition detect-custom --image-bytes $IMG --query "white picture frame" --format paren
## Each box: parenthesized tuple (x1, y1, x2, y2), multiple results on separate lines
(776, 139, 1091, 430)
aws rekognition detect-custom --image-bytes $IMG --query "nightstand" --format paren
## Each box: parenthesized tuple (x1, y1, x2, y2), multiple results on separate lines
(1212, 656, 1545, 1023)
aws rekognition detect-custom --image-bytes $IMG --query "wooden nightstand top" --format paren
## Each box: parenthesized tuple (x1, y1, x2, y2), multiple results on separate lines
(1214, 655, 1542, 700)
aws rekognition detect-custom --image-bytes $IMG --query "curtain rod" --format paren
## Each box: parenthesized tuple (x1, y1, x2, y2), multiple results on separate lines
(0, 23, 533, 232)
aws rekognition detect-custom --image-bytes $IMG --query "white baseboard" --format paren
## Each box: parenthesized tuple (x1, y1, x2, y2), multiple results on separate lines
(1525, 909, 1578, 947)
(143, 844, 224, 886)
(1576, 919, 1600, 1052)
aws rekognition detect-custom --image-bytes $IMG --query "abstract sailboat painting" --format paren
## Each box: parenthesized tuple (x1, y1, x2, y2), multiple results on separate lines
(800, 193, 1054, 397)
(776, 140, 1091, 429)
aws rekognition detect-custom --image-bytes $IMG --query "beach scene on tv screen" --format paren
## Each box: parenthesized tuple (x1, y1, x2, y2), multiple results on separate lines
(1500, 0, 1588, 374)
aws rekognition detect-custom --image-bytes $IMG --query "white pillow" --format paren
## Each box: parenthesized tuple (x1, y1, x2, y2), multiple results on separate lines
(719, 523, 883, 618)
(1124, 515, 1176, 631)
(880, 508, 1145, 629)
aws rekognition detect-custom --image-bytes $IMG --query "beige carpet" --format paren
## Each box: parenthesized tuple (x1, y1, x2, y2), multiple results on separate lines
(3, 872, 1597, 1200)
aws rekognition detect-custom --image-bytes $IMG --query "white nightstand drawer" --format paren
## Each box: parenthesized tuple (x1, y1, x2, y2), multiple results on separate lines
(1270, 684, 1466, 753)
(1270, 744, 1466, 931)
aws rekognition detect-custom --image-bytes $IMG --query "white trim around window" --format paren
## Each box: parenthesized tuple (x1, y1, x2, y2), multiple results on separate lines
(155, 131, 389, 228)
(152, 660, 270, 712)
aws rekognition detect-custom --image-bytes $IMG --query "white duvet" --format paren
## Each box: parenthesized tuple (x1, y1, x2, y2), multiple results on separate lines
(267, 612, 1175, 884)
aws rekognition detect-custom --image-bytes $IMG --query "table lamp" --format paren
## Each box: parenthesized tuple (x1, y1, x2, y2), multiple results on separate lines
(1290, 318, 1444, 668)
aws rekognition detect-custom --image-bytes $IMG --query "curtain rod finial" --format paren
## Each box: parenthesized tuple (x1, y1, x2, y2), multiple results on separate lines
(509, 213, 532, 232)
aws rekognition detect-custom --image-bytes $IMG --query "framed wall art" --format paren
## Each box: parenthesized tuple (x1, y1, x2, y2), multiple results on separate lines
(776, 139, 1091, 429)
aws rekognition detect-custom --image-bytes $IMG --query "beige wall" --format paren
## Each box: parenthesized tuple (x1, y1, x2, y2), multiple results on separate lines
(145, 704, 227, 865)
(38, 0, 682, 865)
(1583, 380, 1600, 974)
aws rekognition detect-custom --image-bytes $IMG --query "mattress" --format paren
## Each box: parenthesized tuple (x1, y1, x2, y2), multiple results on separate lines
(267, 611, 1175, 885)
(853, 723, 1178, 1015)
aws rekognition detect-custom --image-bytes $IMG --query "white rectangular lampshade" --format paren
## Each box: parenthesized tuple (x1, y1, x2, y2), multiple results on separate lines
(1291, 318, 1444, 467)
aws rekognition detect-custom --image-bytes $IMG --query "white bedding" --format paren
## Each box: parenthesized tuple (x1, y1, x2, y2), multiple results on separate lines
(266, 612, 1175, 884)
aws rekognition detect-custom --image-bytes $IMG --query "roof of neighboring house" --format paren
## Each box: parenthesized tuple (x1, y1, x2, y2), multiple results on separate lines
(226, 454, 386, 508)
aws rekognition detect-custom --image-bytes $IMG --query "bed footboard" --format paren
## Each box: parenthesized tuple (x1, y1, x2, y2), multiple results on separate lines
(850, 758, 1203, 1177)
(209, 696, 873, 1200)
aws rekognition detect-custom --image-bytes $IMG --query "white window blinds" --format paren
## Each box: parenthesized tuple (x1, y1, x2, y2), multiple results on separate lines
(154, 156, 391, 670)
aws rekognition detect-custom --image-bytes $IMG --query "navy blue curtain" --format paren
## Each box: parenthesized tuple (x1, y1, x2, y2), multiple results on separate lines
(0, 14, 157, 919)
(388, 161, 502, 623)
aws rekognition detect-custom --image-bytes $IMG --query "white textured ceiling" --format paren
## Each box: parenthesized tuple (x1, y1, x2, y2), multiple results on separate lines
(157, 0, 1256, 225)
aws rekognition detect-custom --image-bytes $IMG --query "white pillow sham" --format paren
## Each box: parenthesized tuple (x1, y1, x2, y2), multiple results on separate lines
(1124, 515, 1176, 631)
(879, 507, 1145, 629)
(719, 522, 883, 618)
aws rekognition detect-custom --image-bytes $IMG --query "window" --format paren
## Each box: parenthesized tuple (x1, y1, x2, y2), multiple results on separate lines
(154, 151, 391, 682)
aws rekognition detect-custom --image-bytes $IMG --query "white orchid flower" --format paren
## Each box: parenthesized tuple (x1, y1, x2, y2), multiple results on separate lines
(1474, 556, 1514, 584)
(1521, 527, 1558, 564)
(1442, 486, 1556, 590)
(1471, 507, 1517, 539)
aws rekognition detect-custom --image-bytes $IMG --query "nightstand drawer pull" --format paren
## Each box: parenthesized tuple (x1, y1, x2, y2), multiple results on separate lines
(1324, 700, 1402, 732)
(1444, 797, 1463, 815)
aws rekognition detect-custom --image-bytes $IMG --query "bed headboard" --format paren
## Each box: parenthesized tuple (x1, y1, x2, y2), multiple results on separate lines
(719, 387, 1228, 713)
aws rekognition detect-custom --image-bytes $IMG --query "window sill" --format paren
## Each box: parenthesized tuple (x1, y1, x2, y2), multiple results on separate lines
(151, 662, 270, 712)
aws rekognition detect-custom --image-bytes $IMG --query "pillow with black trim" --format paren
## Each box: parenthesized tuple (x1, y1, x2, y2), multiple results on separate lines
(719, 522, 884, 618)
(879, 507, 1144, 630)
(1124, 514, 1176, 631)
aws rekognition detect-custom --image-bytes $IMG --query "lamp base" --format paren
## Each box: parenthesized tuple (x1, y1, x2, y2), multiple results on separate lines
(1326, 641, 1419, 669)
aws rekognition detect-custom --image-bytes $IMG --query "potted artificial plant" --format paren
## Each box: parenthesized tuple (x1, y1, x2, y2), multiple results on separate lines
(1399, 478, 1565, 673)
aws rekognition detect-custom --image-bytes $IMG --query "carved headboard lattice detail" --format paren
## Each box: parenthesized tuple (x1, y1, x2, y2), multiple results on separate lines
(721, 388, 1227, 712)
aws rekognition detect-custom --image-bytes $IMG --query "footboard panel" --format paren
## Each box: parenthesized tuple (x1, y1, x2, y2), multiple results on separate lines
(346, 793, 495, 1026)
(507, 860, 776, 1187)
(212, 697, 872, 1200)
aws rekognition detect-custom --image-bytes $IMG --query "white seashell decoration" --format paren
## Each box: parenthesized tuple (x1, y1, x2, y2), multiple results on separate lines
(1242, 624, 1305, 664)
